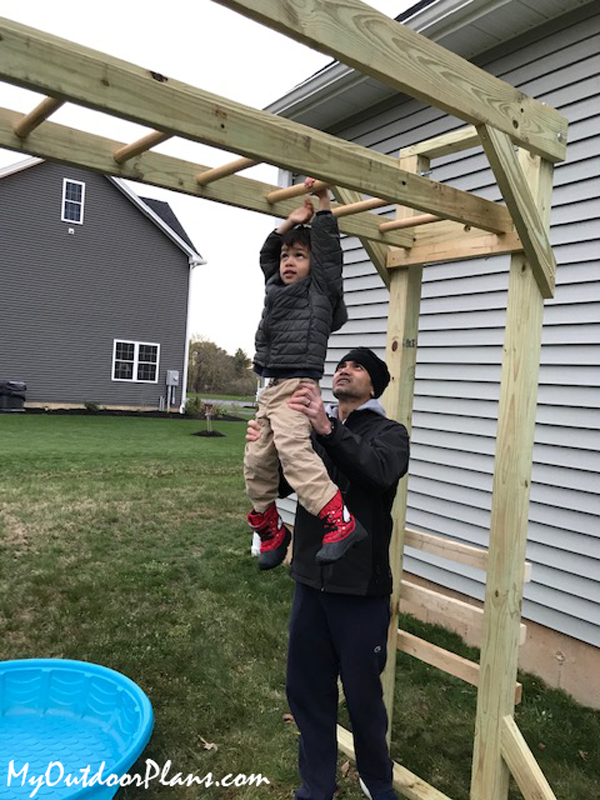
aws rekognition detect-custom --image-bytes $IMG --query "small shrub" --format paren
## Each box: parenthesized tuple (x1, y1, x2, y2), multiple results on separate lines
(183, 396, 204, 418)
(84, 401, 100, 412)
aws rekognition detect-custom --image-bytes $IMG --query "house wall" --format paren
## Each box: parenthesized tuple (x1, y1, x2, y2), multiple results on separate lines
(279, 4, 600, 664)
(0, 163, 190, 408)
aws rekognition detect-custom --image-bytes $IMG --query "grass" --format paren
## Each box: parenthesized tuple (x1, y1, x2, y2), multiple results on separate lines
(1, 414, 599, 800)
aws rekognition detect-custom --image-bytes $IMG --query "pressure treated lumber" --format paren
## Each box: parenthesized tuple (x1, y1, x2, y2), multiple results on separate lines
(399, 126, 480, 160)
(113, 130, 171, 164)
(471, 150, 555, 800)
(381, 154, 426, 747)
(215, 0, 567, 162)
(331, 186, 391, 288)
(196, 156, 256, 185)
(0, 16, 514, 234)
(387, 220, 523, 268)
(404, 528, 532, 581)
(338, 725, 453, 800)
(13, 96, 63, 138)
(478, 124, 556, 298)
(500, 717, 557, 800)
(397, 630, 523, 704)
(0, 107, 413, 249)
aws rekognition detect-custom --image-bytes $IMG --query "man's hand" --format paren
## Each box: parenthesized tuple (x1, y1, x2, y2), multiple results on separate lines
(287, 382, 333, 436)
(246, 418, 261, 443)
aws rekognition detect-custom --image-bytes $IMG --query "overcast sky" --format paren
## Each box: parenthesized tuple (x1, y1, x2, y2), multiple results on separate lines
(0, 0, 412, 356)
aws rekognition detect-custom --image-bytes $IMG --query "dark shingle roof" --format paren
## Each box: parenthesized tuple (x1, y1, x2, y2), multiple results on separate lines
(140, 197, 198, 253)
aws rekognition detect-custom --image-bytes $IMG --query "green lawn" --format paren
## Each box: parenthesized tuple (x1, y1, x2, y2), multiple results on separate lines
(1, 415, 599, 800)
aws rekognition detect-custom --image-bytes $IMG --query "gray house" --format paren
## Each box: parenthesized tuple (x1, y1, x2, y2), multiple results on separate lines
(270, 0, 600, 706)
(0, 158, 204, 411)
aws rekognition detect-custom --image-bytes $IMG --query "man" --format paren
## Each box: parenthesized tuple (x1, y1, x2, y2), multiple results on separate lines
(248, 347, 409, 800)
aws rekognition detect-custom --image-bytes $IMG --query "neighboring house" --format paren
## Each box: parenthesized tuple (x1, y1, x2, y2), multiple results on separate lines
(269, 0, 600, 705)
(0, 158, 204, 411)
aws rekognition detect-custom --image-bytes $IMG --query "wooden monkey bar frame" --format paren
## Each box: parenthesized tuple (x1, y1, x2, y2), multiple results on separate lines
(0, 2, 566, 798)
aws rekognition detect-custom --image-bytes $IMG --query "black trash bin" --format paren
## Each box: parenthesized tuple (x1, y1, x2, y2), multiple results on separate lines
(0, 380, 27, 412)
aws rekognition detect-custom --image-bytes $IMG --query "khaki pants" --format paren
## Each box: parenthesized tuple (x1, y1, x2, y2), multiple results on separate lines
(244, 378, 337, 517)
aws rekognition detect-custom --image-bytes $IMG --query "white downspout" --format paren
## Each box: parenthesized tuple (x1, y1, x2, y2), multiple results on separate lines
(180, 255, 205, 413)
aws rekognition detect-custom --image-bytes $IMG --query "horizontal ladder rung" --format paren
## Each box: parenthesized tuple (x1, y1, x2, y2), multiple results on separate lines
(397, 630, 522, 704)
(13, 96, 63, 139)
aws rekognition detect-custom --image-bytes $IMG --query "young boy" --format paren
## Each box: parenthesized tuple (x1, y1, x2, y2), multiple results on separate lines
(244, 178, 367, 570)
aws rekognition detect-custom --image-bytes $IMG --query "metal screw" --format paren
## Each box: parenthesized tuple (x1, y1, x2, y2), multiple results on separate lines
(557, 133, 565, 142)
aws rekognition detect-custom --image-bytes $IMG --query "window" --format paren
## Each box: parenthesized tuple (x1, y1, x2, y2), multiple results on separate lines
(112, 340, 160, 383)
(61, 179, 85, 224)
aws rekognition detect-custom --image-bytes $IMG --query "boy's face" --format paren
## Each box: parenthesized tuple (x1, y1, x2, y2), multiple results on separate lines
(280, 242, 311, 284)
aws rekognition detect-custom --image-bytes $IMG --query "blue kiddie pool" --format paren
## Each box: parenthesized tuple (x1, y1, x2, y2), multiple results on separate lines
(0, 659, 154, 799)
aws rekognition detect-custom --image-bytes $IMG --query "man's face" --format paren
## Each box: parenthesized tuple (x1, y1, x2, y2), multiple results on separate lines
(332, 360, 374, 403)
(280, 242, 311, 284)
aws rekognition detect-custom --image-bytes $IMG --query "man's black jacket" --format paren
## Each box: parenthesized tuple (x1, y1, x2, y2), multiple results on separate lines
(280, 401, 409, 596)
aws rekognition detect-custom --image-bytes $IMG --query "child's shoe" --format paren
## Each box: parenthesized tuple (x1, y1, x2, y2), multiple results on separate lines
(315, 489, 368, 563)
(247, 502, 291, 571)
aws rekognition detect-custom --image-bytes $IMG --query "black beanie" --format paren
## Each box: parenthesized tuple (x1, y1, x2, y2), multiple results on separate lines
(336, 348, 391, 398)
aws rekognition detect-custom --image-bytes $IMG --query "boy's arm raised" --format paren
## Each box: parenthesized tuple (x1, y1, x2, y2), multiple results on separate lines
(259, 198, 314, 281)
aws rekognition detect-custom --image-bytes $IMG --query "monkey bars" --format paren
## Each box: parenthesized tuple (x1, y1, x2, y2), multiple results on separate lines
(0, 3, 566, 798)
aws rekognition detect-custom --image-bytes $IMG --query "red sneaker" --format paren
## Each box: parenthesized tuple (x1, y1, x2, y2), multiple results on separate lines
(316, 489, 368, 563)
(247, 502, 291, 571)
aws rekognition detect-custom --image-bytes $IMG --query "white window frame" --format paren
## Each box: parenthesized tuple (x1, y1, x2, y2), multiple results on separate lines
(112, 339, 160, 384)
(61, 178, 86, 224)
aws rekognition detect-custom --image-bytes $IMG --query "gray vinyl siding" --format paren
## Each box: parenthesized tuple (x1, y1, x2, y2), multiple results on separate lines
(0, 163, 189, 407)
(283, 5, 600, 647)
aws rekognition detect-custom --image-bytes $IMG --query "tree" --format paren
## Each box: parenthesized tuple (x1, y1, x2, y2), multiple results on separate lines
(187, 337, 256, 396)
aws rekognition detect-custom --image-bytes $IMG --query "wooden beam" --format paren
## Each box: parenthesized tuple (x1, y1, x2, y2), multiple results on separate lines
(214, 0, 568, 162)
(337, 725, 454, 800)
(13, 96, 63, 138)
(381, 153, 426, 748)
(113, 130, 171, 164)
(471, 150, 554, 800)
(404, 528, 532, 582)
(397, 630, 522, 704)
(0, 107, 414, 249)
(331, 186, 391, 287)
(0, 16, 514, 234)
(478, 124, 556, 299)
(196, 156, 257, 185)
(399, 126, 480, 160)
(401, 580, 527, 645)
(380, 213, 439, 232)
(501, 717, 557, 800)
(388, 220, 523, 268)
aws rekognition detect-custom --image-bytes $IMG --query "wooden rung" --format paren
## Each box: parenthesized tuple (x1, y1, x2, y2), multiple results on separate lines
(13, 97, 63, 138)
(113, 131, 171, 164)
(196, 156, 257, 186)
(338, 725, 453, 800)
(501, 716, 558, 800)
(400, 579, 527, 645)
(266, 179, 327, 204)
(332, 197, 387, 218)
(399, 125, 480, 160)
(397, 630, 522, 704)
(380, 213, 439, 232)
(404, 527, 532, 582)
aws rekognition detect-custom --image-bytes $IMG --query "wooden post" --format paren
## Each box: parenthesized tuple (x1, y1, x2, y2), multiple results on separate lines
(470, 150, 555, 800)
(380, 153, 429, 746)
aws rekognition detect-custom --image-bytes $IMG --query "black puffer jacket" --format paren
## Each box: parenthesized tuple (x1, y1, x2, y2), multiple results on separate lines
(281, 401, 410, 596)
(254, 211, 347, 377)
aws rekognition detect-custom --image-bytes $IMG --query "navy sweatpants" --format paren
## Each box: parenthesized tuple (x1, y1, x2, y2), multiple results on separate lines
(286, 582, 394, 800)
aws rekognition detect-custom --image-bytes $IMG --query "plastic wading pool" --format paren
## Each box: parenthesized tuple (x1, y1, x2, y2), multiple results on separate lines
(0, 659, 154, 799)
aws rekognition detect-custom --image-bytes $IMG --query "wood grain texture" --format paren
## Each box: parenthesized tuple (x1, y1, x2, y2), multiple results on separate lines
(478, 124, 556, 298)
(470, 150, 554, 800)
(215, 0, 568, 161)
(0, 107, 413, 248)
(113, 131, 171, 163)
(501, 717, 558, 800)
(13, 96, 63, 138)
(0, 16, 514, 233)
(399, 126, 480, 160)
